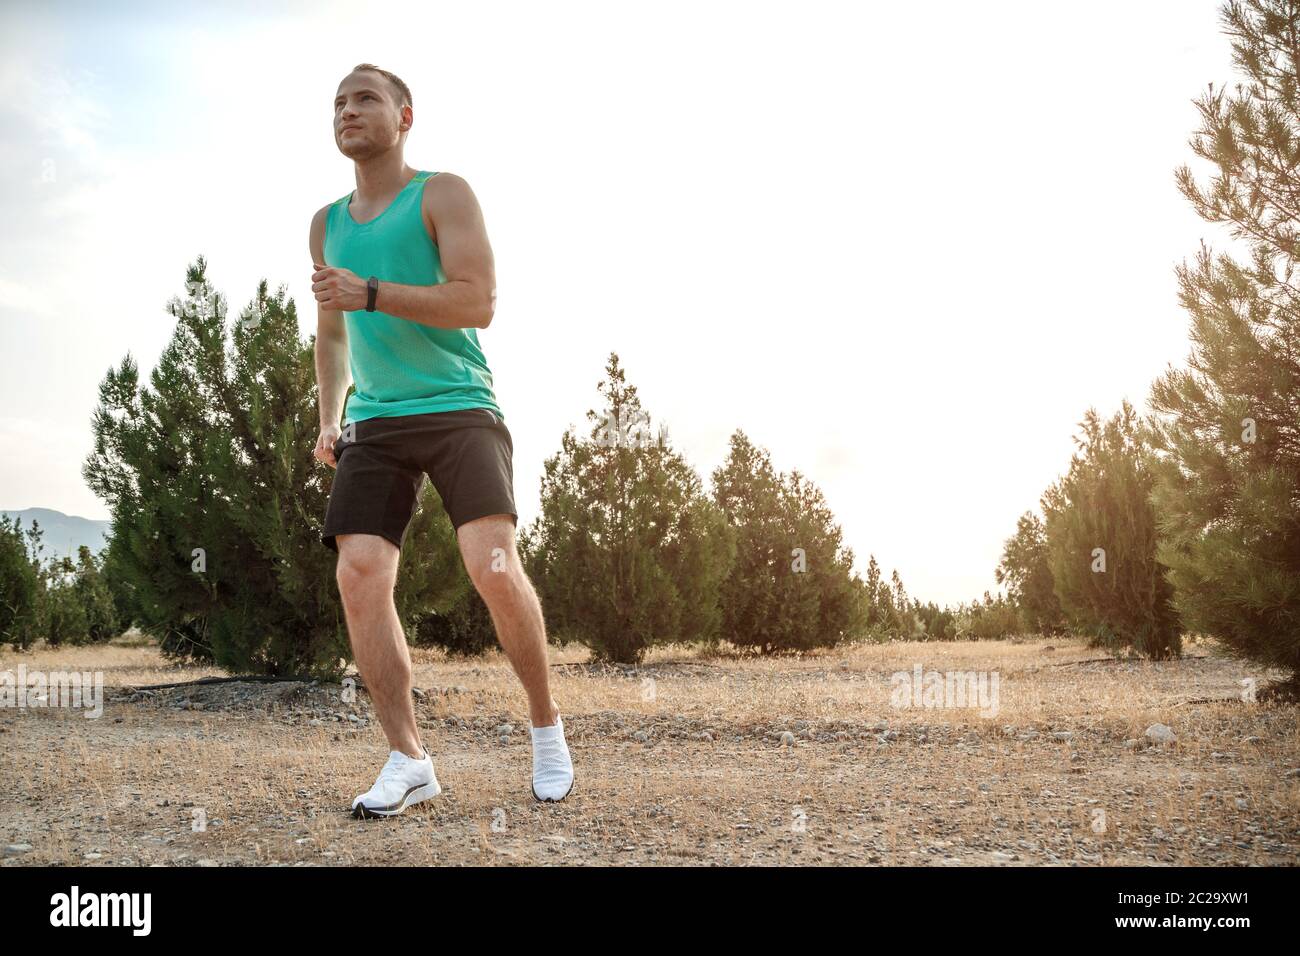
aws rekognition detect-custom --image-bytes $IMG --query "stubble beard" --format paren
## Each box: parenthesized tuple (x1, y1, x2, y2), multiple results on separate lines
(340, 122, 401, 162)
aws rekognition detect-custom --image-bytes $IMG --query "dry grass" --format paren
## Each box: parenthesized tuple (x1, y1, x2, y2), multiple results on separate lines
(1, 633, 1297, 866)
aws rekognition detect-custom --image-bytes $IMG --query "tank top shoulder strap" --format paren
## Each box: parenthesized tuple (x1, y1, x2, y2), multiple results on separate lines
(333, 171, 438, 201)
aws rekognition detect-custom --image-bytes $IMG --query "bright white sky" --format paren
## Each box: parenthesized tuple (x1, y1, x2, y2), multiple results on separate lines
(0, 0, 1240, 606)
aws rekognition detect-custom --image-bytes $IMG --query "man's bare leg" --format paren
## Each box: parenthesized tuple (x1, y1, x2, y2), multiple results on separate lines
(335, 532, 425, 758)
(456, 514, 559, 727)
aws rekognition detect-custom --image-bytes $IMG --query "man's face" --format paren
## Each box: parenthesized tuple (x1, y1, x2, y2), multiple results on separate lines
(333, 73, 409, 159)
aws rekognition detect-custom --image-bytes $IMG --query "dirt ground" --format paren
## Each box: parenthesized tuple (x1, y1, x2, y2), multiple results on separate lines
(2, 633, 1298, 866)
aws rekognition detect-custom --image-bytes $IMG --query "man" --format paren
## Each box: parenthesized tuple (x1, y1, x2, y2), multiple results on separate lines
(310, 62, 574, 818)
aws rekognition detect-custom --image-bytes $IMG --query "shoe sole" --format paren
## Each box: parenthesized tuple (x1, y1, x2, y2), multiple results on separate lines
(351, 779, 442, 819)
(532, 771, 575, 803)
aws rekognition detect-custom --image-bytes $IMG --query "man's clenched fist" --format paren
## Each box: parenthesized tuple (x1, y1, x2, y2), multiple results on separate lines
(312, 261, 369, 312)
(314, 424, 343, 470)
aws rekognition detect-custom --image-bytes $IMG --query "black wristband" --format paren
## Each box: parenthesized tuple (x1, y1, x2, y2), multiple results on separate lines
(366, 276, 379, 312)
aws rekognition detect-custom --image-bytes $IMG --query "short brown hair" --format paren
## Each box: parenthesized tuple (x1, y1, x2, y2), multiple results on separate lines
(349, 62, 412, 110)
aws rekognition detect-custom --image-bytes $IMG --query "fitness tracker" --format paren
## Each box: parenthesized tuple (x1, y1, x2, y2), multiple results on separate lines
(366, 276, 379, 312)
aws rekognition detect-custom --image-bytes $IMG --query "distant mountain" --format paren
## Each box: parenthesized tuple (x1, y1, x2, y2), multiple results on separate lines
(1, 508, 111, 559)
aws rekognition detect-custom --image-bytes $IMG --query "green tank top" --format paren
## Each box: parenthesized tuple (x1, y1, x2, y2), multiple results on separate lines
(323, 169, 504, 425)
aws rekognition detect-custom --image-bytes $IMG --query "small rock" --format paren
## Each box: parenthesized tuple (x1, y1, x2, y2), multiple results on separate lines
(1234, 798, 1249, 810)
(1144, 723, 1176, 744)
(411, 688, 426, 699)
(1051, 731, 1073, 741)
(779, 731, 796, 747)
(496, 723, 514, 735)
(4, 844, 33, 857)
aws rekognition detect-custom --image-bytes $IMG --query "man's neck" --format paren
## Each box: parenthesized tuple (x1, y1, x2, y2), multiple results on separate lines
(352, 157, 416, 201)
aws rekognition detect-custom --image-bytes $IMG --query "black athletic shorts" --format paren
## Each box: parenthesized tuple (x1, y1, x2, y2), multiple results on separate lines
(321, 407, 517, 553)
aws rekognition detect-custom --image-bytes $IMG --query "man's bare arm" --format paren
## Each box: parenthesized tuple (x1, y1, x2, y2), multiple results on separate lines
(311, 205, 350, 432)
(311, 173, 496, 331)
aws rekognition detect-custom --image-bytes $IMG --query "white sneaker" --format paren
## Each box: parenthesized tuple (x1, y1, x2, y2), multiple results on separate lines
(351, 748, 441, 818)
(530, 716, 575, 802)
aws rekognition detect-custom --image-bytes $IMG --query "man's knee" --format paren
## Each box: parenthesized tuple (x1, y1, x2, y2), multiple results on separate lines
(469, 559, 525, 609)
(336, 535, 398, 602)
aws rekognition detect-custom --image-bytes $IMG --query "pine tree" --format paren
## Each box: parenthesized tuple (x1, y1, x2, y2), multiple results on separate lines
(710, 430, 785, 651)
(0, 515, 42, 649)
(710, 431, 867, 654)
(82, 258, 459, 678)
(863, 554, 887, 635)
(858, 553, 912, 639)
(1042, 402, 1181, 659)
(41, 553, 89, 647)
(953, 591, 1021, 641)
(890, 570, 911, 636)
(912, 601, 957, 641)
(71, 546, 119, 643)
(996, 511, 1066, 635)
(521, 353, 735, 664)
(37, 545, 120, 647)
(1146, 0, 1300, 692)
(100, 529, 139, 636)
